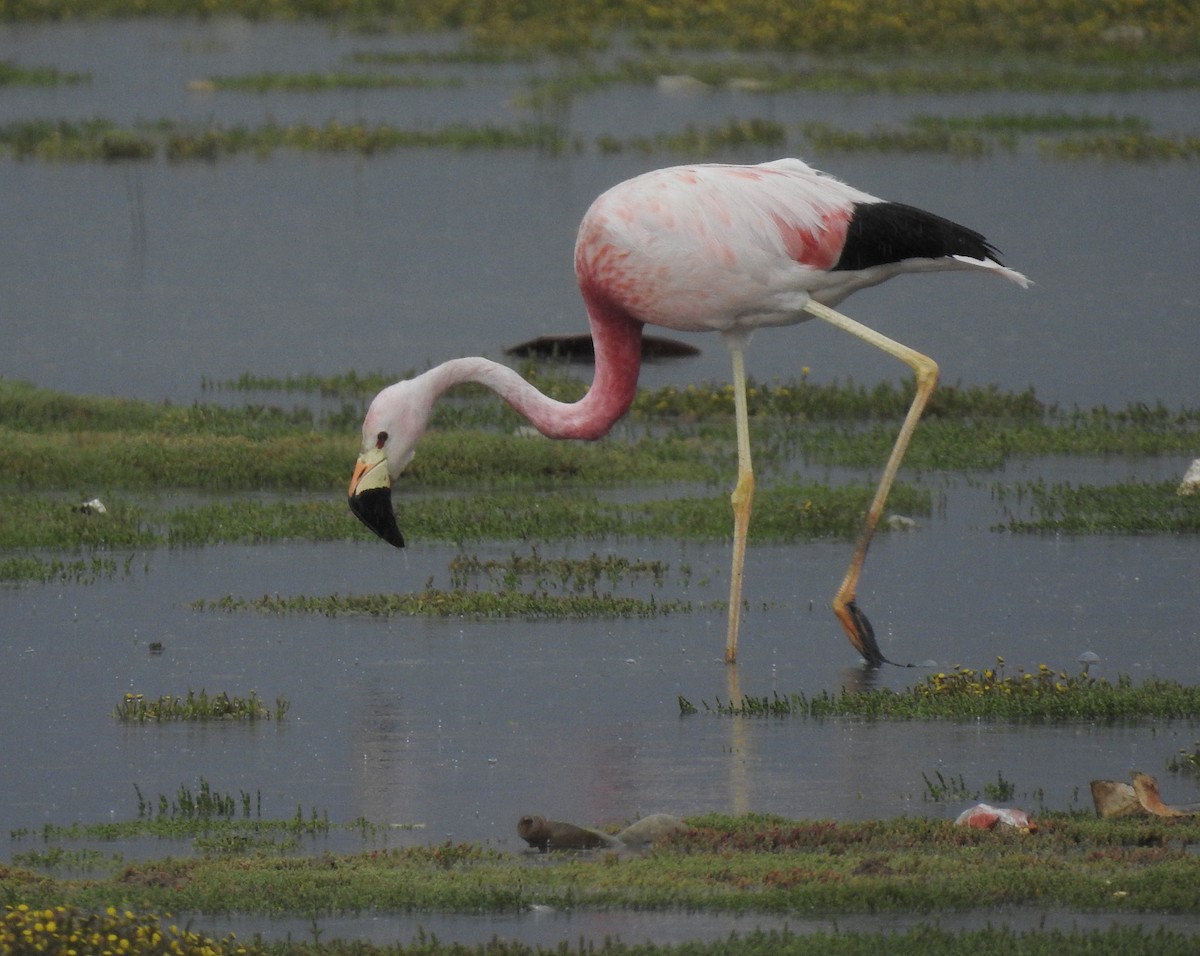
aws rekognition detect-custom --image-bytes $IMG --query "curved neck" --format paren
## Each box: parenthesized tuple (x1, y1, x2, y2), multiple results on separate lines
(426, 301, 644, 441)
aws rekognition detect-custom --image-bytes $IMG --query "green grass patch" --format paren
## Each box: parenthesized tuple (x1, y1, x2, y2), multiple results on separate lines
(2, 377, 1198, 551)
(683, 664, 1200, 720)
(114, 688, 289, 721)
(0, 553, 132, 584)
(802, 120, 994, 157)
(10, 811, 1200, 918)
(6, 781, 391, 855)
(595, 117, 788, 155)
(800, 113, 1198, 160)
(203, 369, 401, 399)
(7, 0, 1196, 60)
(0, 117, 570, 161)
(4, 113, 1197, 162)
(192, 586, 693, 619)
(447, 549, 673, 591)
(1042, 131, 1200, 161)
(998, 480, 1200, 533)
(0, 60, 89, 86)
(535, 56, 1200, 97)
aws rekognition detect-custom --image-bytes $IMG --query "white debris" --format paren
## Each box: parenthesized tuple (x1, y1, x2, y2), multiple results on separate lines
(656, 74, 710, 94)
(1177, 458, 1200, 496)
(77, 498, 107, 514)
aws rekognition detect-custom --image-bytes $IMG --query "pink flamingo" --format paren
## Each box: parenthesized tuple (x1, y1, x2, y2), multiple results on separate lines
(349, 158, 1029, 666)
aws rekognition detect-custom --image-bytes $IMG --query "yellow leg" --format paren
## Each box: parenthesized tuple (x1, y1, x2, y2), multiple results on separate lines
(724, 344, 754, 665)
(802, 300, 939, 666)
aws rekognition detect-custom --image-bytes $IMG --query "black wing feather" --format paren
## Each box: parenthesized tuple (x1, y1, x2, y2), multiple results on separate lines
(833, 201, 1004, 272)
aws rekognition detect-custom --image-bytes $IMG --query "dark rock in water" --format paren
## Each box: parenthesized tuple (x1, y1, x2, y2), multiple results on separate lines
(505, 333, 699, 362)
(517, 814, 616, 852)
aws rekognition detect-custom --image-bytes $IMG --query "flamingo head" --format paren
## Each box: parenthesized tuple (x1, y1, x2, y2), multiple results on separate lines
(348, 382, 425, 549)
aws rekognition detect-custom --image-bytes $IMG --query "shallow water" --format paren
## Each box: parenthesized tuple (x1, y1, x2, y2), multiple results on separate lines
(5, 485, 1200, 849)
(1, 21, 1198, 409)
(1, 18, 1200, 947)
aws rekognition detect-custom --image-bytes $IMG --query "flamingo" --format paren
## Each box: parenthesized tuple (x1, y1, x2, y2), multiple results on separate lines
(349, 158, 1029, 666)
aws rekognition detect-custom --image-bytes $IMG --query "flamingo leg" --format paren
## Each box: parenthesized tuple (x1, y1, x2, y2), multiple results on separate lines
(802, 299, 939, 666)
(724, 343, 755, 665)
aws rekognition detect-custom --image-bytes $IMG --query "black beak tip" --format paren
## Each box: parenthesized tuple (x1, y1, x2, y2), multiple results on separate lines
(348, 488, 405, 548)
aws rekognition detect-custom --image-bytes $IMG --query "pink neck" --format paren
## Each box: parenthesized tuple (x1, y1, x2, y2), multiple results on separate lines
(429, 299, 643, 441)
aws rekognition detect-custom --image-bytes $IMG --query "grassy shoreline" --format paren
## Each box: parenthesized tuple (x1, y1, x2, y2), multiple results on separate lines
(7, 810, 1200, 954)
(1, 376, 1197, 550)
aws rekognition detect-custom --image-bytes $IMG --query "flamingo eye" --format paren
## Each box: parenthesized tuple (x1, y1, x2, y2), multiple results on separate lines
(375, 431, 388, 449)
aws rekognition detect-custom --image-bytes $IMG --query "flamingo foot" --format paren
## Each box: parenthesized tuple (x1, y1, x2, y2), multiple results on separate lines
(834, 598, 889, 668)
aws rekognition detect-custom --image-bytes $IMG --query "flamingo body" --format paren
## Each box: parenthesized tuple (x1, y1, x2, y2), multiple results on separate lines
(349, 158, 1029, 665)
(574, 159, 1024, 336)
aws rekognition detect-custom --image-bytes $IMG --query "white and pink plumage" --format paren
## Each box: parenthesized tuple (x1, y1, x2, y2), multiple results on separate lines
(349, 158, 1030, 666)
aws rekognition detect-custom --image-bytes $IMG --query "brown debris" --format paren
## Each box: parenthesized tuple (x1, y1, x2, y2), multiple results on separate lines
(517, 814, 615, 852)
(1091, 771, 1199, 819)
(517, 813, 684, 852)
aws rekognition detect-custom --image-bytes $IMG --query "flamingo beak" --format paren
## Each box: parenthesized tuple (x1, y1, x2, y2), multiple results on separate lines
(348, 447, 405, 548)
